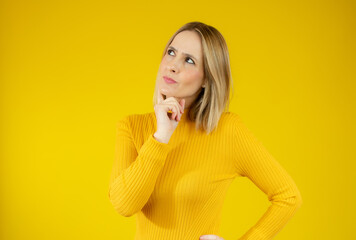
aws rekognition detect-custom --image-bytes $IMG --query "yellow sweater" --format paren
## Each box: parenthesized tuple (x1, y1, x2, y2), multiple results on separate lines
(108, 110, 302, 240)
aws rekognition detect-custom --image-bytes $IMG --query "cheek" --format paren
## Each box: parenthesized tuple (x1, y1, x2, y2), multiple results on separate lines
(159, 57, 167, 70)
(184, 69, 204, 85)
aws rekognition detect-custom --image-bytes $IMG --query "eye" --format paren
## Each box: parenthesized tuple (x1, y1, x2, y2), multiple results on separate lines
(186, 58, 195, 64)
(167, 49, 195, 65)
(167, 49, 174, 56)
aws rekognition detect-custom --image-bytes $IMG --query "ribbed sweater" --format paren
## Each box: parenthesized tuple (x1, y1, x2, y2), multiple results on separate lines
(108, 110, 303, 240)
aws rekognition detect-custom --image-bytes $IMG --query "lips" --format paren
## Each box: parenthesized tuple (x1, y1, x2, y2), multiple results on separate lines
(163, 76, 177, 83)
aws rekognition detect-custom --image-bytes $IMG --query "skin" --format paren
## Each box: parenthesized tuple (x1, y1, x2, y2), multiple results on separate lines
(200, 235, 225, 240)
(157, 30, 206, 110)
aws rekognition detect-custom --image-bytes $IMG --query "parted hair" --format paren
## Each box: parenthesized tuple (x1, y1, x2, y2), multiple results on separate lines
(152, 21, 234, 135)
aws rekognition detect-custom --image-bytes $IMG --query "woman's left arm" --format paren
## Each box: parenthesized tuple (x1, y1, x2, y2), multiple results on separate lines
(232, 114, 303, 240)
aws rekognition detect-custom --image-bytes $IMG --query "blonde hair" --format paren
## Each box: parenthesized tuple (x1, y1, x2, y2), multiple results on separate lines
(152, 21, 234, 135)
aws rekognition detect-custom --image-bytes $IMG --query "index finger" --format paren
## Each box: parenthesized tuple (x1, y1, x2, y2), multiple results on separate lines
(157, 88, 164, 104)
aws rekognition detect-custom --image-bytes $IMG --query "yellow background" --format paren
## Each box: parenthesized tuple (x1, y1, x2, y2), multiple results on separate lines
(1, 0, 355, 239)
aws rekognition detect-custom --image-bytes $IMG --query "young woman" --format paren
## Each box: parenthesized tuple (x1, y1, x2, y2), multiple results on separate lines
(108, 21, 303, 240)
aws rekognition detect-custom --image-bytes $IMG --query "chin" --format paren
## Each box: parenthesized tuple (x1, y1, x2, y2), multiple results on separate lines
(160, 88, 174, 97)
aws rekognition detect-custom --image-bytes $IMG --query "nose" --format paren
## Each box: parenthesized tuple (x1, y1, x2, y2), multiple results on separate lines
(167, 59, 179, 73)
(169, 67, 175, 73)
(168, 64, 177, 73)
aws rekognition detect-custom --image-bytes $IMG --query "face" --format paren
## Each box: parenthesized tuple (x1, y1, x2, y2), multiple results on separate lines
(157, 30, 205, 109)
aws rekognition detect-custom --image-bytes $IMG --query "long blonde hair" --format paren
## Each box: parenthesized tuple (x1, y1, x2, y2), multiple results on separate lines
(152, 21, 234, 135)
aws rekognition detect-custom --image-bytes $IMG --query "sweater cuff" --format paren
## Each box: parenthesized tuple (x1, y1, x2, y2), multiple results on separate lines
(138, 134, 172, 167)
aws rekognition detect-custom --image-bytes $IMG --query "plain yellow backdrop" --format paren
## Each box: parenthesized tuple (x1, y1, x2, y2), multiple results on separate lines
(1, 0, 355, 239)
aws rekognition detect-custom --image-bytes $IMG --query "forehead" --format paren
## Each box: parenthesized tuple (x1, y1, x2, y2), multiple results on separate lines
(170, 30, 202, 60)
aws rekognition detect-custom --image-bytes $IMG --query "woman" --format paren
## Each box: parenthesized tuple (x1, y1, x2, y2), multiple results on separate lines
(108, 21, 303, 240)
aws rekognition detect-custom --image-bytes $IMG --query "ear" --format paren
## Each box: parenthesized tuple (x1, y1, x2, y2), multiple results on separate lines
(202, 79, 207, 88)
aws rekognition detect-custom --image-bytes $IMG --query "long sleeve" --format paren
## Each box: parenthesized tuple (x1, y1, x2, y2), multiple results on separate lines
(108, 116, 172, 217)
(233, 115, 303, 239)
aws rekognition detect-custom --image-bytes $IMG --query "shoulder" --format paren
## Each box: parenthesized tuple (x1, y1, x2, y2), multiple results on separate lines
(118, 111, 155, 127)
(219, 111, 244, 127)
(221, 111, 241, 120)
(207, 111, 244, 137)
(218, 111, 253, 138)
(116, 111, 156, 142)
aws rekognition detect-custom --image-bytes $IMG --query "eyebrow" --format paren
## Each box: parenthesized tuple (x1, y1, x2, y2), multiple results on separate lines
(168, 46, 198, 62)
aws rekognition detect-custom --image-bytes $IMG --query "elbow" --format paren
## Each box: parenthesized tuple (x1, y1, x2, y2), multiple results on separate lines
(295, 192, 303, 209)
(113, 205, 137, 217)
(108, 189, 140, 217)
(270, 188, 303, 209)
(292, 186, 303, 210)
(286, 191, 303, 211)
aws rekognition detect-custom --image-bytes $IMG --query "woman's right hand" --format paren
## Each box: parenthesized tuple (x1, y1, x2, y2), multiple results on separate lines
(153, 90, 185, 143)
